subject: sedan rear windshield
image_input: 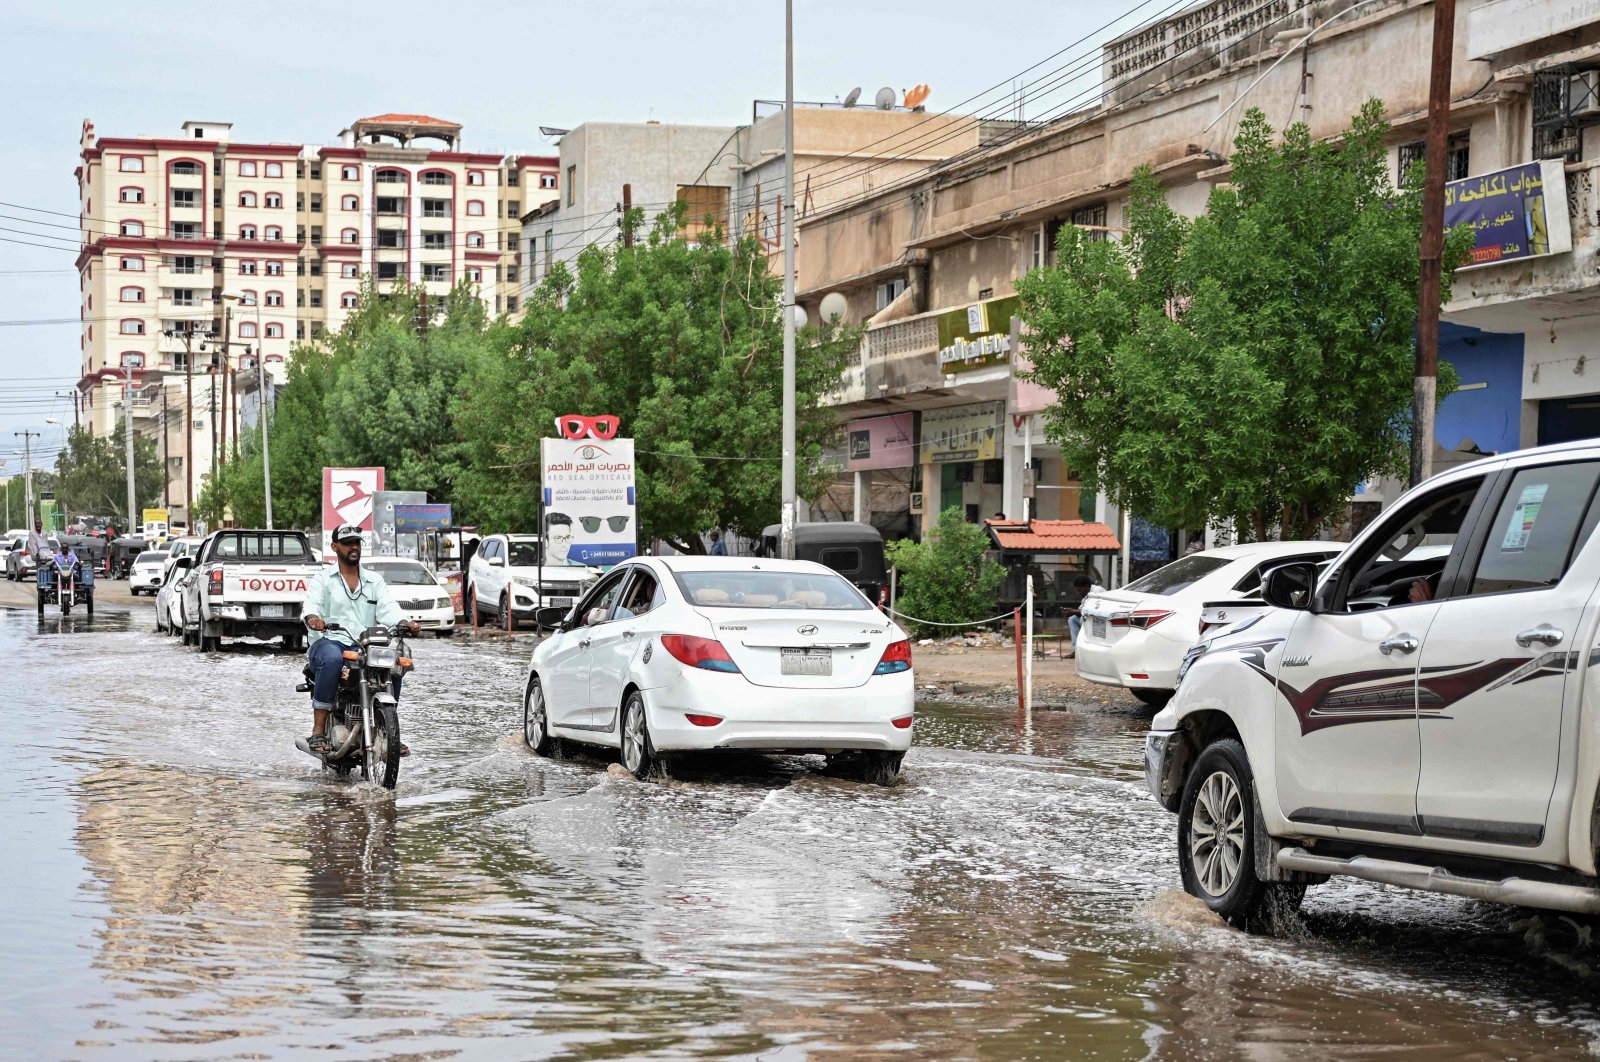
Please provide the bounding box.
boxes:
[135,551,164,563]
[674,570,870,609]
[1123,555,1230,596]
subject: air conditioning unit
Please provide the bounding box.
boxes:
[909,491,924,514]
[1572,70,1600,120]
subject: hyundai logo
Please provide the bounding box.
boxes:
[797,624,818,636]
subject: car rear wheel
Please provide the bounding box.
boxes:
[1177,738,1303,930]
[829,750,905,786]
[523,675,553,756]
[620,691,659,780]
[502,593,517,632]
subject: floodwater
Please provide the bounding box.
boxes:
[3,604,1599,1060]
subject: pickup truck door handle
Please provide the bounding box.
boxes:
[1516,624,1565,648]
[1378,635,1420,655]
[622,629,636,639]
[578,637,592,649]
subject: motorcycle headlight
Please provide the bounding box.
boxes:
[366,647,400,669]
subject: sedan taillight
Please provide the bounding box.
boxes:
[874,639,912,675]
[659,634,740,673]
[1110,609,1173,631]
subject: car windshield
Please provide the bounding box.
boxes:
[674,569,870,609]
[506,541,541,566]
[1123,555,1231,596]
[135,551,164,564]
[369,564,436,586]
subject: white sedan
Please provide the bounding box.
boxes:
[1075,541,1346,707]
[154,555,194,635]
[129,550,167,596]
[365,558,457,636]
[522,557,914,783]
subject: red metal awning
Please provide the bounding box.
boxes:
[984,518,1121,555]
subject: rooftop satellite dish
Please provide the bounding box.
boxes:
[904,84,931,109]
[874,87,896,111]
[843,86,862,108]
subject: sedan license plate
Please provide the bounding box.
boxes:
[781,647,832,676]
[259,604,286,618]
[1090,616,1107,639]
[549,596,574,607]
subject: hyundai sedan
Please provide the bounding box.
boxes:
[522,556,913,783]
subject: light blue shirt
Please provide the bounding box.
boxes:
[302,564,403,646]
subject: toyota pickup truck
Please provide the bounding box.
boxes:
[1146,441,1600,928]
[181,529,324,652]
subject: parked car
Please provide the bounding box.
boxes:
[467,533,599,630]
[128,550,167,596]
[163,536,205,573]
[154,555,193,635]
[5,533,59,581]
[758,521,890,607]
[365,558,456,637]
[522,557,914,783]
[1145,442,1600,927]
[0,529,25,572]
[1075,541,1347,707]
[181,529,323,652]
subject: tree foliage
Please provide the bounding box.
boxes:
[884,507,1005,636]
[52,423,163,523]
[1016,102,1473,540]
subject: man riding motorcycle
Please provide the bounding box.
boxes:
[301,524,419,756]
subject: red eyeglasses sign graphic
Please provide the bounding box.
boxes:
[556,414,620,440]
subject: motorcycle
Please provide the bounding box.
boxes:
[293,623,413,789]
[37,555,94,618]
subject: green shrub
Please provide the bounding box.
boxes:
[884,507,1006,637]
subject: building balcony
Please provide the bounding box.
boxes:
[158,295,215,315]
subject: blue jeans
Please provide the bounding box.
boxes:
[1069,614,1083,643]
[307,637,402,710]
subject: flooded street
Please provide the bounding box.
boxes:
[4,604,1600,1060]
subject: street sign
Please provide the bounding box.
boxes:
[541,415,637,567]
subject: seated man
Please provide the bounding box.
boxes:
[1066,572,1107,649]
[301,524,419,756]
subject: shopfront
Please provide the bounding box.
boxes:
[845,412,916,539]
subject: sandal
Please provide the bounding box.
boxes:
[399,743,410,757]
[307,733,333,756]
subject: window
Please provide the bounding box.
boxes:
[120,219,143,237]
[1339,478,1484,610]
[120,319,145,335]
[341,228,359,245]
[341,262,358,278]
[507,169,520,187]
[875,278,906,311]
[264,226,282,241]
[421,171,452,186]
[422,232,448,250]
[376,196,405,215]
[377,262,401,280]
[265,323,283,338]
[310,194,322,211]
[265,161,282,178]
[375,168,406,184]
[342,194,359,211]
[1399,134,1471,184]
[120,256,144,271]
[119,156,145,172]
[508,199,520,217]
[1467,464,1600,595]
[540,172,557,190]
[309,259,322,276]
[171,188,198,209]
[342,165,358,180]
[170,160,202,176]
[239,191,257,208]
[466,266,482,283]
[119,187,144,203]
[265,193,282,209]
[466,231,484,248]
[297,321,306,339]
[310,225,322,245]
[171,221,200,239]
[239,161,257,177]
[544,227,553,273]
[507,295,518,312]
[467,171,485,186]
[466,200,485,216]
[119,285,144,302]
[566,166,576,205]
[310,290,323,307]
[171,255,198,274]
[311,321,325,339]
[238,224,257,240]
[341,292,358,308]
[422,198,449,218]
[239,290,258,305]
[676,185,730,242]
[265,290,284,307]
[265,260,284,276]
[238,259,257,275]
[170,288,198,307]
[239,321,258,338]
[377,230,405,249]
[1071,201,1109,244]
[422,264,449,282]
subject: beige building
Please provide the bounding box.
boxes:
[75,114,557,523]
[794,0,1600,569]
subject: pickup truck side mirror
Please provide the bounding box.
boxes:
[173,556,193,570]
[1261,562,1319,611]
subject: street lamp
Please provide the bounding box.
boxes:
[221,289,273,529]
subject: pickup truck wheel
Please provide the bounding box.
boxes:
[1178,738,1303,931]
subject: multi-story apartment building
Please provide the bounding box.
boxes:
[75,114,556,523]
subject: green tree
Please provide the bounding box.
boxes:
[884,507,1005,636]
[1016,102,1473,540]
[52,423,162,524]
[453,204,855,552]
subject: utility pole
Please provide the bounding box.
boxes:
[161,385,170,510]
[779,0,798,560]
[13,430,38,525]
[622,184,633,248]
[116,368,136,528]
[218,302,232,461]
[1412,0,1457,488]
[184,331,195,524]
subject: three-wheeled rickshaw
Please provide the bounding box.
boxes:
[37,550,94,617]
[757,521,890,608]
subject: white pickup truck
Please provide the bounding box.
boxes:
[181,529,324,652]
[1147,441,1600,928]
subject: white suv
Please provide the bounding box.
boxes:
[467,533,599,630]
[1147,441,1600,926]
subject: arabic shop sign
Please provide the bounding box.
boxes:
[1445,161,1572,269]
[922,401,1004,463]
[937,295,1020,373]
[541,414,637,567]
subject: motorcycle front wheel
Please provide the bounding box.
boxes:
[364,701,402,790]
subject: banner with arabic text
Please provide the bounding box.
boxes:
[1445,161,1571,269]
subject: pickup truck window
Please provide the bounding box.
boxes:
[209,532,312,562]
[1468,462,1600,595]
[1342,477,1483,610]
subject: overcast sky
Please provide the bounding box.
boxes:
[0,0,1143,474]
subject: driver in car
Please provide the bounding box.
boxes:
[301,525,419,756]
